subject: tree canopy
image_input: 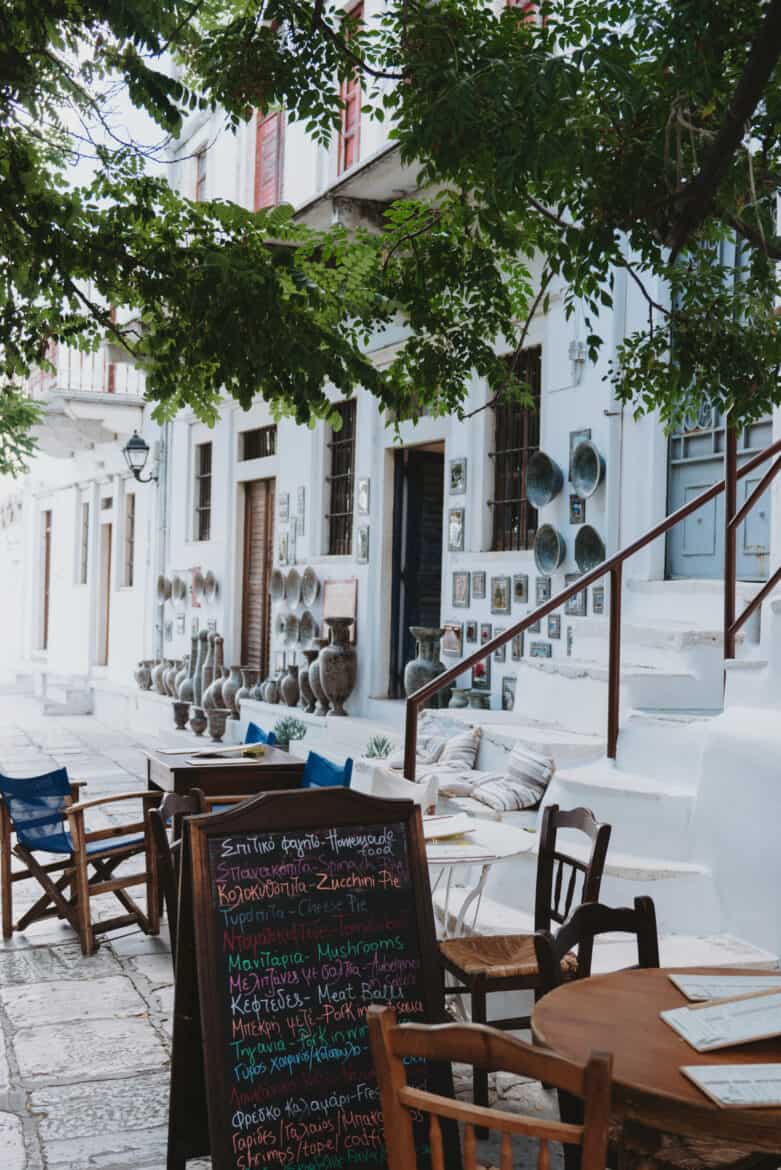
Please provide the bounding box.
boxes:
[2,0,781,472]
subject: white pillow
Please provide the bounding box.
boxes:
[387,734,445,771]
[506,743,555,800]
[440,727,481,769]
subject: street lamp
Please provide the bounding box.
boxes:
[122,431,158,484]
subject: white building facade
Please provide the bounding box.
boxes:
[3,0,781,961]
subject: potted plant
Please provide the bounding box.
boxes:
[272,715,307,752]
[364,734,393,760]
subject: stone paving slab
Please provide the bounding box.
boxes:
[2,975,148,1028]
[42,1124,169,1169]
[13,1016,168,1084]
[0,944,121,986]
[0,1111,26,1170]
[31,1070,170,1139]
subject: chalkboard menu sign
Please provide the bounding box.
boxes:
[167,788,454,1170]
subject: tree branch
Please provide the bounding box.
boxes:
[722,211,781,260]
[666,0,781,260]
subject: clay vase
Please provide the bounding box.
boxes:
[134,661,151,691]
[299,649,318,714]
[164,660,180,697]
[172,700,190,730]
[140,660,155,690]
[263,677,279,704]
[308,638,330,717]
[175,657,189,697]
[189,706,207,736]
[180,634,199,703]
[319,618,357,717]
[192,630,208,706]
[223,665,243,719]
[448,688,469,709]
[404,626,449,709]
[203,636,226,710]
[281,664,300,708]
[201,631,216,702]
[207,708,231,742]
[236,668,259,716]
[151,660,167,695]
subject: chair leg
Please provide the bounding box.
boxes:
[73,849,96,956]
[471,977,490,1138]
[0,800,13,939]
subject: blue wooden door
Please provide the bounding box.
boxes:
[667,407,772,581]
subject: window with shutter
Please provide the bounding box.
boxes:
[254,111,283,209]
[490,347,542,552]
[326,400,356,555]
[338,3,363,174]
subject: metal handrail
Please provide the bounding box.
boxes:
[403,436,781,780]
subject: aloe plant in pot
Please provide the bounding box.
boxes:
[273,715,307,752]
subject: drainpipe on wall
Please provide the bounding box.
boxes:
[155,420,171,660]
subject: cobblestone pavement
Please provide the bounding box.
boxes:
[0,696,558,1170]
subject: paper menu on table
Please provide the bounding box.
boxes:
[662,990,781,1052]
[681,1063,781,1108]
[670,974,781,1003]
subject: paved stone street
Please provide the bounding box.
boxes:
[0,696,557,1169]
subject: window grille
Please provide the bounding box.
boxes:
[490,347,541,552]
[124,494,135,587]
[326,400,356,555]
[194,442,212,542]
[240,426,277,461]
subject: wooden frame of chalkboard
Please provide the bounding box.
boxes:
[167,787,458,1170]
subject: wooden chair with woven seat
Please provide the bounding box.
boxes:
[368,1004,613,1170]
[0,767,160,955]
[535,898,775,1170]
[439,804,611,1115]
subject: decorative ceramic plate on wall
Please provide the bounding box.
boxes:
[284,612,300,645]
[171,575,187,605]
[299,609,318,644]
[301,566,320,607]
[286,568,302,609]
[270,568,285,602]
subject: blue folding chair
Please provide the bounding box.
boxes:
[0,768,160,955]
[244,722,276,746]
[301,752,353,789]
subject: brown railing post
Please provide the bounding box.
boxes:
[403,697,419,781]
[607,564,623,760]
[724,425,738,660]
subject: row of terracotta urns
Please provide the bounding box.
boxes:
[260,617,356,717]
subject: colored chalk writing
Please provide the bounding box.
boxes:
[206,819,435,1169]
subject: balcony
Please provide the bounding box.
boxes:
[294,142,420,231]
[28,355,145,459]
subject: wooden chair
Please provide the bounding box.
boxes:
[0,767,159,955]
[368,1005,612,1170]
[535,899,772,1170]
[533,896,660,992]
[147,789,206,963]
[439,804,611,1114]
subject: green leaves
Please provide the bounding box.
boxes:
[2,0,781,471]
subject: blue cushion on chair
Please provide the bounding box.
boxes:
[245,722,276,746]
[302,752,353,789]
[0,769,74,854]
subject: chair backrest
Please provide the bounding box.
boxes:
[245,721,276,747]
[302,751,353,789]
[0,769,73,854]
[149,790,206,963]
[534,804,611,933]
[368,1006,612,1170]
[534,896,660,993]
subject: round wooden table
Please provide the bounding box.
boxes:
[532,967,781,1154]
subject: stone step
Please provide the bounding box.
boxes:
[615,710,713,786]
[541,760,695,860]
[512,657,711,736]
[624,578,761,637]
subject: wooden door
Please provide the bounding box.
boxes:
[97,523,112,666]
[241,479,275,678]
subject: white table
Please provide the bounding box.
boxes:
[425,818,536,938]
